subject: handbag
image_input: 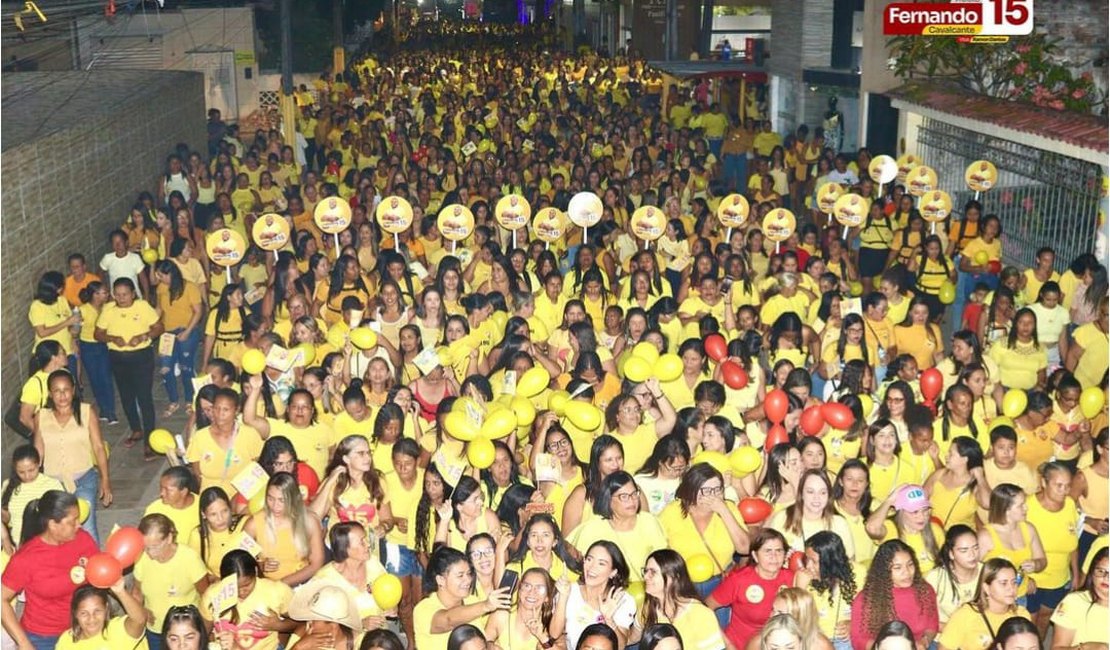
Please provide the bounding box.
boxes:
[4,376,42,441]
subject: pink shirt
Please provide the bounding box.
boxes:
[850,584,939,650]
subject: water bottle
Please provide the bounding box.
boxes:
[70,307,82,335]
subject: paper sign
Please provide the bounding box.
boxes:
[716,193,750,229]
[522,139,535,152]
[630,205,666,242]
[516,118,530,131]
[567,192,603,228]
[464,400,484,429]
[158,333,176,357]
[413,347,441,375]
[314,196,352,234]
[192,373,213,396]
[437,204,475,241]
[376,196,414,234]
[817,183,845,215]
[231,462,269,500]
[896,153,922,185]
[920,189,953,223]
[208,574,239,615]
[965,160,998,192]
[761,208,797,242]
[533,207,567,243]
[869,155,898,185]
[244,286,265,305]
[235,532,263,557]
[495,194,532,231]
[431,449,465,487]
[534,453,560,483]
[206,229,247,267]
[833,194,868,228]
[265,345,294,372]
[461,142,478,157]
[252,213,290,251]
[906,165,938,197]
[502,370,517,396]
[348,309,364,329]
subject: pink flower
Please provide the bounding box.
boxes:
[1049,99,1065,110]
[1014,62,1028,75]
[1022,196,1035,212]
[1072,88,1087,99]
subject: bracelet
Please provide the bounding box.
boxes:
[651,393,663,399]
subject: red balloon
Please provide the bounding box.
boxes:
[764,389,789,425]
[105,526,144,567]
[721,361,749,390]
[800,406,825,437]
[920,368,944,402]
[85,553,122,588]
[704,334,728,362]
[923,399,938,417]
[787,551,806,572]
[988,260,1002,275]
[738,498,773,524]
[764,423,789,451]
[821,402,855,431]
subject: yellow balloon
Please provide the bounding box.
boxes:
[938,281,956,305]
[626,581,646,609]
[511,396,536,427]
[528,318,549,343]
[467,437,496,469]
[632,341,660,365]
[564,401,602,431]
[517,366,551,398]
[548,390,571,416]
[350,327,378,350]
[687,554,715,582]
[974,251,989,265]
[482,408,518,439]
[623,357,652,383]
[77,498,90,524]
[149,429,176,454]
[990,416,1015,431]
[729,446,763,476]
[1081,386,1106,419]
[371,574,403,610]
[692,451,729,474]
[858,394,874,420]
[849,281,863,297]
[445,411,480,442]
[141,249,158,264]
[1002,389,1028,419]
[654,354,683,382]
[490,311,509,332]
[326,326,348,351]
[297,343,316,366]
[241,349,267,375]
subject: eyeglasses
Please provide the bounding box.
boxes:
[547,438,570,451]
[613,489,640,503]
[1093,568,1109,579]
[887,397,905,403]
[698,486,724,497]
[642,566,659,577]
[470,549,495,559]
[619,405,642,414]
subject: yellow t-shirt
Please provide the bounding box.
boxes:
[570,513,667,582]
[1026,496,1079,589]
[157,282,203,331]
[760,293,811,327]
[96,300,160,352]
[267,420,337,479]
[925,565,980,625]
[29,299,74,355]
[55,616,148,650]
[611,423,659,474]
[659,500,744,572]
[187,517,248,576]
[413,592,485,650]
[143,497,201,547]
[1051,591,1109,645]
[893,323,943,369]
[823,429,862,475]
[133,544,210,631]
[661,602,728,650]
[1072,322,1109,389]
[987,340,1047,390]
[881,520,945,573]
[385,469,424,547]
[767,511,856,561]
[937,605,1030,650]
[185,424,265,496]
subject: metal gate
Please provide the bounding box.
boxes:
[190,50,238,121]
[914,117,1101,272]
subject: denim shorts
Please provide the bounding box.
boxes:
[1026,581,1071,611]
[381,540,422,578]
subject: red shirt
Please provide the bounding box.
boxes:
[2,530,99,635]
[850,584,939,650]
[710,564,795,649]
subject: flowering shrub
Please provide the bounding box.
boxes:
[887,33,1105,115]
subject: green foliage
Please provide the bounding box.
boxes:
[887,33,1105,115]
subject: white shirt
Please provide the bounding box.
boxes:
[827,168,859,186]
[564,582,636,650]
[99,252,147,298]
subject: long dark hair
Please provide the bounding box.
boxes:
[584,435,624,503]
[414,464,453,556]
[640,549,699,628]
[2,445,43,510]
[833,459,873,517]
[805,530,857,606]
[934,524,978,612]
[197,487,242,567]
[215,283,248,331]
[154,259,186,303]
[507,513,582,574]
[21,489,78,543]
[68,586,110,641]
[479,439,522,507]
[860,539,932,639]
[34,271,65,305]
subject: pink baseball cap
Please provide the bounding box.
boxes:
[893,485,929,512]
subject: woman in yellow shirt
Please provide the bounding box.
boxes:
[988,309,1048,392]
[153,261,204,417]
[133,514,212,644]
[924,437,991,531]
[936,558,1031,650]
[189,486,247,575]
[243,472,326,587]
[56,581,148,650]
[202,550,295,650]
[1050,547,1109,649]
[413,546,509,650]
[309,434,393,541]
[1024,460,1080,636]
[640,549,729,650]
[203,284,249,367]
[977,484,1047,604]
[908,235,956,316]
[893,296,945,370]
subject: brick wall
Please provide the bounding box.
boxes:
[1,70,205,450]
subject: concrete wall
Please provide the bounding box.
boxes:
[1,70,206,448]
[767,0,833,77]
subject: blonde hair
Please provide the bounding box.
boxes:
[773,588,821,648]
[760,613,809,650]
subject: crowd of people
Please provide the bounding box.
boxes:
[2,19,1108,650]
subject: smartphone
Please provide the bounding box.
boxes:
[498,569,519,598]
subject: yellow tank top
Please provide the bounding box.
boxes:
[1079,466,1109,533]
[929,478,978,530]
[917,257,950,294]
[1026,496,1079,588]
[983,522,1034,597]
[770,347,808,369]
[447,508,492,551]
[251,511,308,581]
[501,610,539,650]
[544,469,584,529]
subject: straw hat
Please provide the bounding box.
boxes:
[288,582,364,632]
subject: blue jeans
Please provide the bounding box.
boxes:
[696,574,730,628]
[951,258,1000,332]
[722,154,748,194]
[73,468,100,545]
[25,632,59,649]
[79,340,116,420]
[708,138,723,159]
[160,327,201,404]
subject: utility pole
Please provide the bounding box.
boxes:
[332,0,345,76]
[280,0,297,147]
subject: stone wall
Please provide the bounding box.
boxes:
[1,70,205,449]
